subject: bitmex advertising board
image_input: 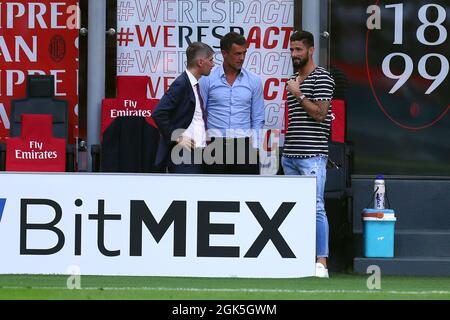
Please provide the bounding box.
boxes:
[0,173,316,278]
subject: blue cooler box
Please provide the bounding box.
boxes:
[362,208,397,258]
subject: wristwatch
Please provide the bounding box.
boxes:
[298,94,306,103]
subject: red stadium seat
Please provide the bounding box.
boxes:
[92,75,162,172]
[5,114,66,172]
[9,75,69,140]
[331,99,346,143]
[0,75,74,171]
[100,76,159,140]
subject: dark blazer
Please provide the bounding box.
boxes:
[101,116,162,173]
[152,72,196,160]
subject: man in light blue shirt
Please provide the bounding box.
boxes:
[200,32,265,174]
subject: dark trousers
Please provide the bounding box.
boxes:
[168,147,204,174]
[204,137,259,174]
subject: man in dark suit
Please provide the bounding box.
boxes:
[152,42,215,173]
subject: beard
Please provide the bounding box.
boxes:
[292,56,308,70]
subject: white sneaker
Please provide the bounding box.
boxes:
[315,262,329,278]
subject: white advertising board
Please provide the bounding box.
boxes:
[0,172,315,278]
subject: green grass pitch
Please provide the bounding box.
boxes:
[0,273,449,300]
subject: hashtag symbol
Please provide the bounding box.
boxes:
[117,27,134,46]
[117,1,135,22]
[117,53,135,73]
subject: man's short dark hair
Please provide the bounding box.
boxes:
[220,32,247,52]
[186,42,214,68]
[290,30,314,48]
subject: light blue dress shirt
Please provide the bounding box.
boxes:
[199,66,265,147]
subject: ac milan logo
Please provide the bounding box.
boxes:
[49,35,66,63]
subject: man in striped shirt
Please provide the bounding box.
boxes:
[282,30,335,278]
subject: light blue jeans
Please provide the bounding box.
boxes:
[281,155,329,258]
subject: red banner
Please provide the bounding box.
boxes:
[0,0,79,143]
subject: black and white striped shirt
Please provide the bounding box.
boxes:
[283,66,335,158]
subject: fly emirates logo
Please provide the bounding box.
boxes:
[15,141,59,159]
[110,100,152,118]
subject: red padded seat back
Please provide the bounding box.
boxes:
[100,76,159,140]
[117,75,149,99]
[6,114,66,172]
[331,99,346,143]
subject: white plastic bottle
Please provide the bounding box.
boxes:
[374,175,385,209]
